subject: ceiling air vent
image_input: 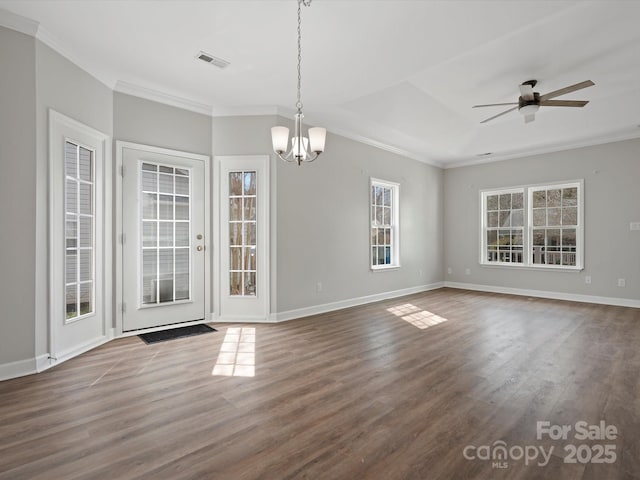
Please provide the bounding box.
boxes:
[196,51,230,69]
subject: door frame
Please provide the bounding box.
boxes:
[115,141,211,336]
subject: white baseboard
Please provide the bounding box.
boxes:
[47,334,112,368]
[444,281,640,308]
[0,356,38,382]
[120,319,212,337]
[214,314,274,324]
[273,282,445,323]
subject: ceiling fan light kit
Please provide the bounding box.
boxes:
[474,79,595,124]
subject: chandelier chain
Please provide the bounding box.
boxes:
[296,0,303,111]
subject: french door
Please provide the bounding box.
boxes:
[121,144,207,332]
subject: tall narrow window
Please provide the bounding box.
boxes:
[483,189,524,264]
[370,178,400,269]
[65,141,94,320]
[530,184,579,267]
[140,162,191,305]
[229,171,257,296]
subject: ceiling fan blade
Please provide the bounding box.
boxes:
[539,80,595,101]
[480,106,518,124]
[524,114,535,124]
[473,102,519,108]
[519,84,535,101]
[539,100,589,107]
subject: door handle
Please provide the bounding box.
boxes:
[196,245,205,252]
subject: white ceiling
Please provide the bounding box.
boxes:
[1,0,640,167]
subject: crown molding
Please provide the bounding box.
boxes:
[211,106,278,117]
[444,127,640,169]
[114,80,213,116]
[0,7,39,36]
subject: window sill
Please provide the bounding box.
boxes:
[479,262,583,272]
[371,265,401,272]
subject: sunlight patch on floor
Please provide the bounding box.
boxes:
[387,303,448,330]
[212,327,255,377]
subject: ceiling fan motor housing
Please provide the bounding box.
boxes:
[519,92,540,109]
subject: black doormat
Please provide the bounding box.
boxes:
[139,324,217,344]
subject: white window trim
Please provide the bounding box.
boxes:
[370,177,400,271]
[479,179,584,271]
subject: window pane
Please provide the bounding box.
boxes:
[488,211,499,228]
[383,188,391,206]
[66,284,77,319]
[486,195,498,211]
[245,222,256,245]
[499,194,511,210]
[143,221,157,247]
[499,230,511,246]
[66,250,77,284]
[547,189,561,207]
[375,186,382,205]
[562,229,576,248]
[159,173,173,194]
[66,180,77,213]
[175,175,189,195]
[142,163,157,172]
[385,228,391,245]
[512,231,523,246]
[532,190,546,208]
[142,170,156,191]
[79,250,92,282]
[175,274,189,301]
[383,207,391,225]
[159,222,173,247]
[175,196,189,220]
[230,223,242,246]
[371,228,377,246]
[79,282,92,315]
[66,216,77,249]
[65,142,77,178]
[511,209,524,227]
[244,197,256,221]
[487,230,497,246]
[547,208,561,226]
[230,247,242,271]
[244,247,256,271]
[562,207,577,226]
[562,187,577,206]
[499,211,510,227]
[142,193,157,220]
[79,183,92,215]
[230,272,242,295]
[230,198,242,221]
[512,192,523,209]
[377,247,385,265]
[533,229,545,246]
[533,208,546,226]
[142,250,157,304]
[244,172,256,195]
[175,222,189,247]
[159,195,173,220]
[230,172,243,196]
[245,272,256,296]
[547,229,561,249]
[159,166,173,174]
[79,147,92,182]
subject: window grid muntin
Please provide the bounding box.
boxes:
[64,141,95,321]
[529,185,579,267]
[484,189,525,264]
[140,162,192,305]
[480,182,582,269]
[229,171,257,296]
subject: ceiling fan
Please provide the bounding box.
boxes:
[473,79,595,124]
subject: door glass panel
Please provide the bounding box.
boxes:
[64,141,94,321]
[140,162,191,305]
[229,170,257,296]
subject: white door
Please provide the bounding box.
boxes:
[121,144,207,332]
[219,156,269,321]
[49,110,110,361]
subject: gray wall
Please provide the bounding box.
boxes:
[0,27,37,366]
[114,93,212,156]
[273,117,443,313]
[444,139,640,301]
[34,41,114,358]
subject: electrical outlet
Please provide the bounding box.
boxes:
[447,267,452,275]
[585,276,591,284]
[316,281,323,293]
[465,268,471,275]
[618,278,626,288]
[630,222,640,231]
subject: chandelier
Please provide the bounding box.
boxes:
[271,0,326,166]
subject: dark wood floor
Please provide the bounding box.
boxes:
[1,288,639,480]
